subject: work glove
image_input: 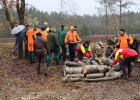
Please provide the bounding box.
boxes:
[110,64,112,67]
[89,57,93,61]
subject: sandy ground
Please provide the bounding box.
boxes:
[0,42,140,100]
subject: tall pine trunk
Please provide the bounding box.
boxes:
[16,0,25,59]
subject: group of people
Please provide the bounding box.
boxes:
[110,29,138,79]
[13,22,138,78]
[13,22,94,76]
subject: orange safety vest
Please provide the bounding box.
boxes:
[26,28,34,51]
[65,30,81,43]
[33,28,41,39]
[40,30,48,40]
[118,33,133,49]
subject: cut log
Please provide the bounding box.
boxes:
[92,42,103,56]
[106,71,122,77]
[65,67,82,74]
[65,61,77,67]
[91,60,103,72]
[101,57,113,66]
[77,61,87,67]
[62,77,82,82]
[86,73,104,79]
[84,76,120,82]
[82,65,99,74]
[66,74,84,78]
[111,64,121,71]
[100,65,109,72]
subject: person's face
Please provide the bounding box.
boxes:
[71,29,74,32]
[120,31,124,36]
[44,24,48,27]
[85,44,89,48]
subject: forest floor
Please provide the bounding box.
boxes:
[0,42,140,100]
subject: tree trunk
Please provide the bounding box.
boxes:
[64,67,82,74]
[86,73,104,79]
[66,74,84,78]
[77,61,86,67]
[62,77,82,82]
[2,0,14,28]
[65,61,78,67]
[106,71,122,77]
[82,65,99,74]
[84,76,120,82]
[16,0,25,59]
[111,64,121,71]
[101,57,113,66]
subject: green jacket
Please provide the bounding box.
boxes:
[47,32,60,51]
[58,29,66,46]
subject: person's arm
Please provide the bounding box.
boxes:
[75,33,81,41]
[111,52,121,65]
[54,34,60,49]
[65,33,68,44]
[128,35,133,44]
[81,45,90,58]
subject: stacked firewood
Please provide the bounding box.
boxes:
[62,58,122,82]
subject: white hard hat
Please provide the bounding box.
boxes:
[44,22,48,25]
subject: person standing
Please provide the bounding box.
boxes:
[34,32,49,76]
[117,29,133,49]
[21,25,30,58]
[65,26,81,61]
[26,25,35,63]
[40,27,48,40]
[58,25,67,61]
[46,28,60,65]
[33,25,41,39]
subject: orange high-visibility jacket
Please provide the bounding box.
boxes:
[26,28,34,52]
[118,33,133,49]
[40,30,48,40]
[65,31,81,43]
[33,28,41,39]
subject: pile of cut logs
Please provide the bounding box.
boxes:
[62,58,122,82]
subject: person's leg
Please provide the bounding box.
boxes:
[119,56,137,76]
[13,42,19,54]
[37,54,41,74]
[62,45,67,61]
[77,51,83,61]
[25,43,28,58]
[68,44,76,61]
[46,51,52,66]
[54,50,60,65]
[127,63,132,76]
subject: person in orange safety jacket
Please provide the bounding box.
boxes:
[117,29,133,49]
[26,26,35,63]
[65,26,81,61]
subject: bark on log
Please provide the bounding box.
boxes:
[86,73,104,79]
[106,71,122,77]
[65,67,82,74]
[101,57,113,66]
[92,42,103,56]
[65,61,77,67]
[66,74,84,78]
[111,64,121,71]
[62,77,82,82]
[91,60,103,72]
[82,65,99,74]
[100,65,109,72]
[77,61,87,67]
[84,76,120,82]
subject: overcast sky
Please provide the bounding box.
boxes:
[26,0,140,15]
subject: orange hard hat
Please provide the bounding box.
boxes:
[70,26,74,30]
